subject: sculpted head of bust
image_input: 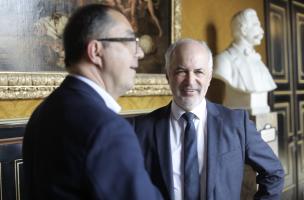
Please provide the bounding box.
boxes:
[213,8,277,114]
[231,8,264,46]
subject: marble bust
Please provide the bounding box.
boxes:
[213,8,277,115]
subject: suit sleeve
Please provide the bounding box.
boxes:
[243,111,285,200]
[85,117,163,200]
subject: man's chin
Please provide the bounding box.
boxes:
[121,82,134,95]
[178,99,200,111]
[180,90,199,97]
[253,40,262,45]
[126,84,134,92]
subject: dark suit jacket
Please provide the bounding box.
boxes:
[130,101,284,200]
[22,76,162,200]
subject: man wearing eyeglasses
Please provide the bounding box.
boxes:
[22,4,163,200]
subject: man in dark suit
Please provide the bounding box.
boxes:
[22,4,163,200]
[130,39,284,200]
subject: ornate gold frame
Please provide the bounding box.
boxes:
[0,0,181,100]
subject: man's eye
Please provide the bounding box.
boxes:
[195,70,205,75]
[175,70,186,75]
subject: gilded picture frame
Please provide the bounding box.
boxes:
[0,0,181,100]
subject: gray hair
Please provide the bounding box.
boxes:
[164,38,213,73]
[231,8,257,39]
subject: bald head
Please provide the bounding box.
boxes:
[165,39,213,74]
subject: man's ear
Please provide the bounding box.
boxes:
[87,40,103,67]
[208,70,213,83]
[166,73,169,82]
[240,24,248,36]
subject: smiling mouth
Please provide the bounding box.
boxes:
[182,88,199,94]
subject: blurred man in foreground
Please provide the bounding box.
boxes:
[23,4,163,200]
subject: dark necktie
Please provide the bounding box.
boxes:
[182,112,200,200]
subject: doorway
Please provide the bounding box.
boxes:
[265,0,304,199]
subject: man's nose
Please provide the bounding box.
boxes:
[136,46,144,59]
[185,72,196,84]
[259,26,264,35]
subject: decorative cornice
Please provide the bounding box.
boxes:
[126,74,171,96]
[172,0,182,42]
[0,72,65,99]
[0,72,171,99]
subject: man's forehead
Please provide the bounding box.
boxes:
[176,43,207,56]
[172,45,208,64]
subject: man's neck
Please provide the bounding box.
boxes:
[67,62,118,99]
[233,39,254,52]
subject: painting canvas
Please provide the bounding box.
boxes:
[0,0,171,73]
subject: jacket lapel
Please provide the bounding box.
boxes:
[206,101,222,199]
[155,103,175,200]
[154,101,223,199]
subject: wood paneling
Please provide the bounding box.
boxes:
[266,0,304,198]
[0,96,172,120]
[118,96,172,114]
[0,100,41,120]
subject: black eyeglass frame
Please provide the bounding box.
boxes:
[96,37,139,54]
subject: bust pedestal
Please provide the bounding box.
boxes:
[223,85,270,115]
[241,112,278,199]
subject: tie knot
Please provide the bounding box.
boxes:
[182,112,195,123]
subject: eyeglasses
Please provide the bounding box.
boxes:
[97,37,140,55]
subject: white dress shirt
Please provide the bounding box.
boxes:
[170,99,208,200]
[70,74,121,113]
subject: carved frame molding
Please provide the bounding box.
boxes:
[0,0,181,100]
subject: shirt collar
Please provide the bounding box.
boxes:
[70,74,121,113]
[171,99,207,121]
